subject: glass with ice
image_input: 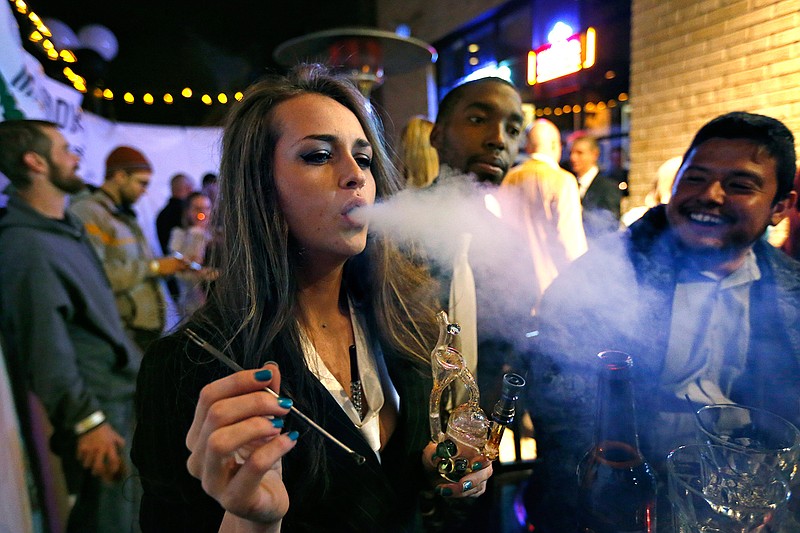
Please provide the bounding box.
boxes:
[694,404,800,482]
[667,444,791,532]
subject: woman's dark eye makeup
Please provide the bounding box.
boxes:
[354,154,372,169]
[300,148,372,169]
[300,150,332,164]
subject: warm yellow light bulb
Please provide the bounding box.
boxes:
[182,87,192,98]
[46,49,58,60]
[74,82,86,93]
[583,27,596,69]
[217,93,228,104]
[619,93,628,101]
[124,92,134,104]
[60,49,76,62]
[93,87,103,98]
[234,92,243,101]
[29,31,42,42]
[42,39,54,50]
[572,104,581,113]
[38,24,51,37]
[28,12,40,24]
[164,93,174,104]
[103,88,114,100]
[143,93,154,105]
[201,94,212,105]
[15,1,28,14]
[468,43,479,53]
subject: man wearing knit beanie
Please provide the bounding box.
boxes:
[71,145,189,352]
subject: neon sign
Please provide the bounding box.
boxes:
[527,25,596,85]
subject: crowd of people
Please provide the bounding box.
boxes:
[0,62,799,533]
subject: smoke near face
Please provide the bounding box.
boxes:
[353,176,515,269]
[351,175,538,345]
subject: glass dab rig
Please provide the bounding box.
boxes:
[428,310,525,481]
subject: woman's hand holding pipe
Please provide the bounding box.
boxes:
[421,441,494,499]
[185,363,298,531]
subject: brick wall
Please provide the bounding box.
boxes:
[628,0,800,208]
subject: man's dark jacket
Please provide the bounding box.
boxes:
[523,205,800,531]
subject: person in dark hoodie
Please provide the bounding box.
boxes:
[0,119,142,533]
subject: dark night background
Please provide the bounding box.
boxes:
[15,0,377,125]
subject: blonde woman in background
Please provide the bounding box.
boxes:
[399,116,438,188]
[620,155,681,226]
[168,191,218,319]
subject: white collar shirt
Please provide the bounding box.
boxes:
[301,299,399,462]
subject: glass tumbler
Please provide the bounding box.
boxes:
[667,444,791,533]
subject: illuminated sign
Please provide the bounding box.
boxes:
[527,25,596,85]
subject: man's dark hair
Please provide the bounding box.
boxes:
[685,111,797,201]
[435,77,517,126]
[0,119,57,188]
[569,131,599,151]
[170,173,189,186]
[201,173,217,187]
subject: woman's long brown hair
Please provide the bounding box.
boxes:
[191,64,440,487]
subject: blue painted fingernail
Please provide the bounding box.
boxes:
[277,397,293,409]
[287,430,299,441]
[472,461,483,471]
[437,487,453,497]
[254,369,272,381]
[462,480,473,491]
[271,418,284,429]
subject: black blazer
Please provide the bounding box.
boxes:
[581,171,623,241]
[131,326,433,532]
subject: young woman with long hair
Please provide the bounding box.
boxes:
[131,64,493,532]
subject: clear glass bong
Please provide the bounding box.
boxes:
[428,310,525,481]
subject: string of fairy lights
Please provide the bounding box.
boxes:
[12,0,628,114]
[534,92,629,118]
[9,0,245,106]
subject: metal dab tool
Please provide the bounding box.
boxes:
[184,328,366,465]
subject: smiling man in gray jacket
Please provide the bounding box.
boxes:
[0,120,141,533]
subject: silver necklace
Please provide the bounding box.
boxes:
[349,344,365,420]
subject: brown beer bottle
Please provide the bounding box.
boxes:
[576,351,657,533]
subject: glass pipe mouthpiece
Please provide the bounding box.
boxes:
[492,372,525,425]
[429,310,482,442]
[483,372,526,461]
